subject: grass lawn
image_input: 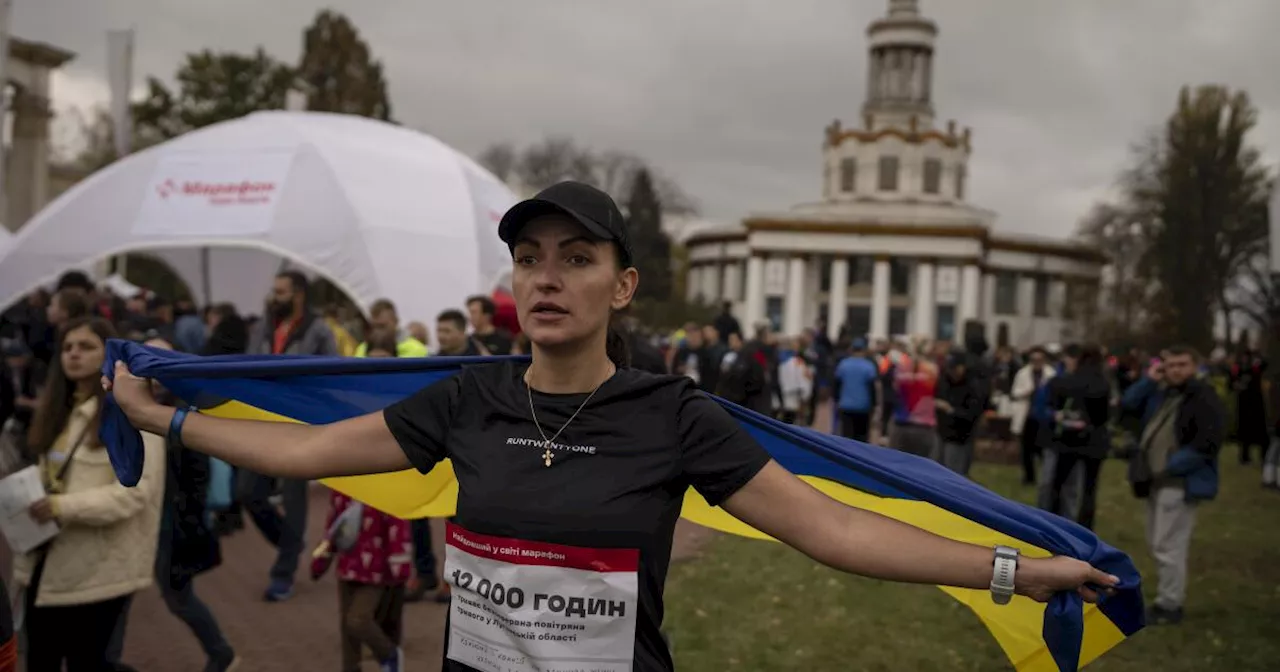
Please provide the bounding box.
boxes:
[663,455,1279,671]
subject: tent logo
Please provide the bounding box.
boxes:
[152,178,277,206]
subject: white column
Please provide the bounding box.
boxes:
[685,264,700,302]
[982,272,996,322]
[743,255,766,331]
[869,257,891,340]
[914,260,935,338]
[827,258,849,340]
[783,256,807,336]
[703,262,722,303]
[722,262,742,302]
[958,263,982,329]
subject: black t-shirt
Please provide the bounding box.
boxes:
[474,329,514,356]
[384,361,770,672]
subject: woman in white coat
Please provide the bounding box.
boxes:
[1009,347,1055,485]
[18,317,165,671]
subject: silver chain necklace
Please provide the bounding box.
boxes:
[525,365,613,467]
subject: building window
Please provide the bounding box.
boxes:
[889,259,910,295]
[955,164,967,199]
[1033,276,1050,317]
[878,156,899,191]
[935,305,956,342]
[765,297,784,332]
[847,306,871,339]
[996,323,1010,348]
[819,257,832,292]
[923,158,942,194]
[851,257,873,286]
[889,307,908,336]
[839,158,857,193]
[995,272,1018,315]
[739,261,748,299]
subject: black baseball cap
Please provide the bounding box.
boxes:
[498,181,634,266]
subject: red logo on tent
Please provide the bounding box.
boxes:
[156,179,177,199]
[153,179,277,205]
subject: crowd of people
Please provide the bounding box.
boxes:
[659,307,1264,628]
[0,263,1267,668]
[0,268,563,671]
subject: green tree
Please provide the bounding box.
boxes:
[132,48,296,144]
[626,168,673,302]
[1127,86,1271,352]
[297,10,393,121]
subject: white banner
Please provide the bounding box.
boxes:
[133,150,296,237]
[444,522,638,672]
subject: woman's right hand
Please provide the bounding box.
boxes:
[102,361,167,433]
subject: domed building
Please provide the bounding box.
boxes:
[683,0,1104,349]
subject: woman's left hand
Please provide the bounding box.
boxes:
[29,498,57,525]
[1015,556,1119,603]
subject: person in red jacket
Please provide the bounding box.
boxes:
[313,490,412,672]
[310,329,412,672]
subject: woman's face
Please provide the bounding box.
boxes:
[61,325,105,383]
[510,216,637,350]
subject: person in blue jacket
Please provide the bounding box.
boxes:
[1121,345,1224,625]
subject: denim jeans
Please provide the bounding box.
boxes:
[237,470,309,583]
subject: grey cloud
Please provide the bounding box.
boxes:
[16,0,1280,237]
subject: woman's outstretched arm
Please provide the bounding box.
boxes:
[106,361,411,480]
[721,460,1117,602]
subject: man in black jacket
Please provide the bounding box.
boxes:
[934,351,986,476]
[1130,345,1224,625]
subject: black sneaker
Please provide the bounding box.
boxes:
[1146,605,1184,625]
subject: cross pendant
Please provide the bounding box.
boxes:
[542,448,554,467]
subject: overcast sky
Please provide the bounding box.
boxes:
[18,0,1280,238]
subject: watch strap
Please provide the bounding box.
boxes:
[991,545,1018,605]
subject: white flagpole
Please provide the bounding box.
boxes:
[106,28,135,277]
[0,0,13,228]
[106,28,134,163]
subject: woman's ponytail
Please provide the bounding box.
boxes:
[605,316,632,369]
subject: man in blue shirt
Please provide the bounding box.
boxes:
[832,338,881,442]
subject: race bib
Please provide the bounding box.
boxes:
[444,522,639,672]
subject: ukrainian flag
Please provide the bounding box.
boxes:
[100,341,1142,672]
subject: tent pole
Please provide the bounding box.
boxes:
[200,246,211,305]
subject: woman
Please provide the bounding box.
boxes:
[107,182,1117,671]
[1045,343,1112,530]
[19,318,165,671]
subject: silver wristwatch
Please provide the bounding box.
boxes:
[990,545,1019,605]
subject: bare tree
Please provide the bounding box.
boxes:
[477,142,518,183]
[478,137,700,216]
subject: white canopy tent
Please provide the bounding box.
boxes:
[0,110,516,324]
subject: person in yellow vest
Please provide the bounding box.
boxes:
[353,299,428,358]
[322,305,359,357]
